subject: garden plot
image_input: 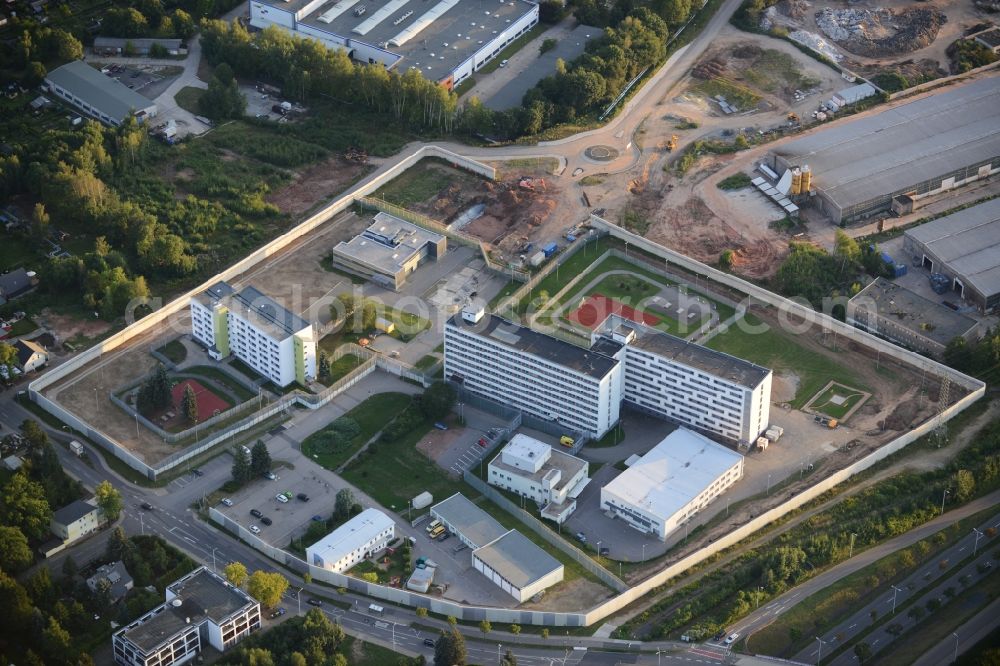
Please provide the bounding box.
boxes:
[803,380,872,422]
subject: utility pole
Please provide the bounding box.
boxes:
[973,528,984,556]
[941,488,950,515]
[891,585,903,614]
[849,532,857,559]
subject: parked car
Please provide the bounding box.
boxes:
[296,493,310,502]
[311,515,324,522]
[599,547,610,556]
[575,532,586,543]
[261,516,273,526]
[251,509,263,518]
[265,471,277,480]
[191,468,204,477]
[433,422,448,431]
[306,598,323,607]
[221,498,233,507]
[423,638,435,647]
[276,493,289,503]
[249,525,261,534]
[436,532,451,542]
[499,59,508,68]
[713,630,726,642]
[477,438,487,447]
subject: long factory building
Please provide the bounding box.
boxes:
[248,0,538,89]
[767,76,1000,225]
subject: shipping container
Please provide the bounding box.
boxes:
[542,242,558,257]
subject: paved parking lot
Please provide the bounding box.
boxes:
[217,463,340,546]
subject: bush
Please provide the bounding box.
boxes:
[540,38,558,54]
[872,72,909,93]
[717,173,752,190]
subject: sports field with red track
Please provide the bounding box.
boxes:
[170,378,231,424]
[567,294,661,329]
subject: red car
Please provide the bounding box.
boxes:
[477,438,487,447]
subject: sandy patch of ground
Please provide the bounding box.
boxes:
[38,310,113,348]
[267,156,372,217]
[772,372,800,404]
[417,428,464,464]
[520,577,615,612]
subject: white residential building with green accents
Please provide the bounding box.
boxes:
[190,281,316,387]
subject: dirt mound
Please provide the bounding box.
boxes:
[882,398,919,431]
[816,7,946,58]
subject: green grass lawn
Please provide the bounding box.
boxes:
[7,318,38,337]
[173,86,204,114]
[302,392,412,471]
[707,313,865,408]
[320,353,364,386]
[182,365,256,402]
[157,339,188,364]
[384,306,432,340]
[692,77,761,110]
[414,354,439,371]
[341,416,453,511]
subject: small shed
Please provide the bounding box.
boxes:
[375,317,395,334]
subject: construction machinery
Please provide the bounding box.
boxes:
[787,112,799,124]
[518,177,546,192]
[666,134,678,151]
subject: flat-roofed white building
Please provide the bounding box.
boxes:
[112,567,260,666]
[190,281,317,387]
[331,212,447,290]
[471,530,563,603]
[601,428,744,541]
[599,316,772,446]
[487,434,589,524]
[306,508,395,573]
[444,308,623,438]
[247,0,538,90]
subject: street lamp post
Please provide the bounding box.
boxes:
[953,632,959,663]
[297,587,303,615]
[211,547,217,573]
[766,473,772,496]
[497,643,501,665]
[891,585,903,614]
[815,637,827,664]
[642,544,646,562]
[756,586,763,609]
[849,533,858,559]
[973,528,984,556]
[941,488,950,515]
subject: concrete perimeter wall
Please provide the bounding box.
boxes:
[27,147,494,479]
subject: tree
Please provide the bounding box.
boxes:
[421,381,457,420]
[1,472,52,539]
[955,469,976,501]
[138,364,172,413]
[31,202,50,240]
[62,554,79,581]
[251,440,272,478]
[199,68,247,121]
[541,628,549,639]
[434,629,466,666]
[231,446,251,486]
[20,419,48,454]
[224,561,249,588]
[500,649,518,666]
[244,648,275,666]
[719,249,734,270]
[105,7,149,37]
[415,607,428,618]
[107,526,136,564]
[854,642,872,663]
[335,488,356,520]
[303,572,312,585]
[510,624,521,636]
[0,526,32,571]
[447,615,457,627]
[247,570,288,608]
[42,615,73,663]
[479,619,492,637]
[23,60,48,88]
[0,342,18,380]
[181,385,198,423]
[95,479,123,524]
[318,350,330,381]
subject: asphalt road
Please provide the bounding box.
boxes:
[729,489,1000,643]
[802,516,1000,665]
[912,596,1000,666]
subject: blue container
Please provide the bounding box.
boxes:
[543,242,558,257]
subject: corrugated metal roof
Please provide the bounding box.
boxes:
[44,60,156,123]
[773,77,1000,210]
[905,198,1000,298]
